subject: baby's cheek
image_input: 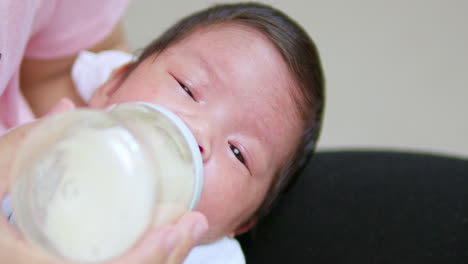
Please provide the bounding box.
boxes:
[191,176,231,234]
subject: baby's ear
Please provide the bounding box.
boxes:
[88,63,132,107]
[233,218,258,237]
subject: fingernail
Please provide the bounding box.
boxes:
[192,217,208,242]
[46,98,76,115]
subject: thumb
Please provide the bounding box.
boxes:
[111,212,208,264]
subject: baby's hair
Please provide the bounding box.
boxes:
[126,2,325,220]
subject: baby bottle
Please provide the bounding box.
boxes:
[6,102,203,263]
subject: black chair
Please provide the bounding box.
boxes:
[239,150,468,263]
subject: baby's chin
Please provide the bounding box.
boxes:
[86,97,106,109]
[194,216,239,245]
[197,229,231,245]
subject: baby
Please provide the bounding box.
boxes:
[89,1,323,242]
[5,2,325,263]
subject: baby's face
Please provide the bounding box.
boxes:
[89,24,302,243]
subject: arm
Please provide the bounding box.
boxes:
[20,23,128,118]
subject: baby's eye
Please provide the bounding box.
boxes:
[229,144,245,164]
[178,81,195,99]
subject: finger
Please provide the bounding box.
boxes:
[111,212,207,264]
[0,97,75,172]
[0,121,37,196]
[0,97,76,195]
[0,208,21,239]
[111,226,178,264]
[166,212,208,264]
[44,97,76,116]
[0,97,75,148]
[0,216,63,264]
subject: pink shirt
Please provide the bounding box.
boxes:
[0,0,130,134]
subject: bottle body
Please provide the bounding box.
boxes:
[8,102,203,263]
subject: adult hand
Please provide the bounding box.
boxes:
[0,98,75,195]
[109,212,208,264]
[0,211,208,264]
[0,98,208,264]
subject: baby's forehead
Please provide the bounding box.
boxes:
[176,24,301,120]
[172,24,293,84]
[154,23,304,155]
[169,23,276,56]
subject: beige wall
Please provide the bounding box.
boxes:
[123,0,468,157]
